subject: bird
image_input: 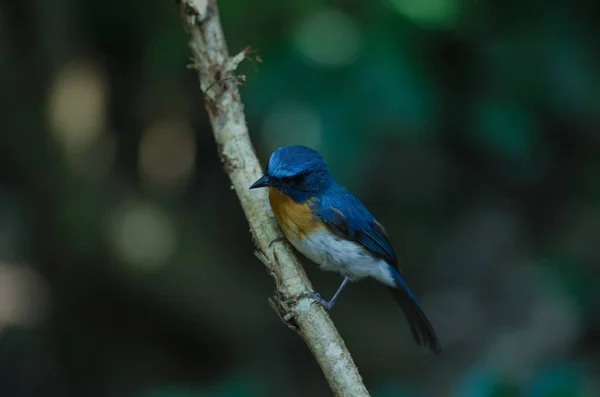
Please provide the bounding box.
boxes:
[249,145,441,354]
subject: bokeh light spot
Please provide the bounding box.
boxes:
[139,117,196,193]
[110,202,176,270]
[261,100,322,153]
[0,263,49,328]
[293,9,363,68]
[47,59,108,160]
[388,0,459,29]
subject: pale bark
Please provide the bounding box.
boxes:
[174,1,370,395]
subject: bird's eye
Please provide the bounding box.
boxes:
[283,173,305,185]
[293,173,307,182]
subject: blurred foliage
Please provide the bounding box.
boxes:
[1,0,600,396]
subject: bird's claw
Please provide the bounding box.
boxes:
[301,292,333,310]
[269,236,286,249]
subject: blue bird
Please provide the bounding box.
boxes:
[250,145,441,354]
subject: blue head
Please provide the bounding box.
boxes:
[249,145,332,202]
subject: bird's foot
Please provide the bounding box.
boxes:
[301,292,334,310]
[269,236,286,249]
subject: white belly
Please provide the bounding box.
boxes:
[287,229,396,287]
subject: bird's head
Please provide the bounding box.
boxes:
[249,145,332,202]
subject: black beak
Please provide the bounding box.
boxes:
[249,174,272,189]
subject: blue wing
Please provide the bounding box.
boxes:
[315,185,398,267]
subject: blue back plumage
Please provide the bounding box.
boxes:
[314,184,398,267]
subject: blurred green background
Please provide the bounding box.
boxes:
[1,0,600,396]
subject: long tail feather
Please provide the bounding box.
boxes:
[388,267,441,354]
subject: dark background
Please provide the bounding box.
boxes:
[1,0,600,396]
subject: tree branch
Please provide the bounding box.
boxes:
[174,0,370,395]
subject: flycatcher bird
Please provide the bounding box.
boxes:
[249,145,441,354]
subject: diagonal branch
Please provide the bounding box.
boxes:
[174,0,370,395]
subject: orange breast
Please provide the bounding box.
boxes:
[269,187,320,240]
